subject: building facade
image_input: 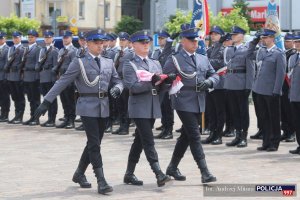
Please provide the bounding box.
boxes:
[0,0,121,36]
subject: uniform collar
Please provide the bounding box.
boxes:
[64,43,73,50]
[183,48,196,57]
[267,45,276,52]
[28,42,36,49]
[137,54,149,61]
[234,43,243,50]
[14,43,21,48]
[88,52,101,59]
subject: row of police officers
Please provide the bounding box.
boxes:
[0,23,299,195]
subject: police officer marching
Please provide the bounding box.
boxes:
[22,29,41,126]
[4,31,26,124]
[248,28,286,152]
[163,24,219,183]
[36,30,59,127]
[224,26,254,148]
[287,32,300,155]
[34,29,123,194]
[52,30,78,129]
[122,30,171,187]
[0,31,10,122]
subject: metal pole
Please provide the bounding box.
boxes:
[103,0,106,30]
[289,0,292,32]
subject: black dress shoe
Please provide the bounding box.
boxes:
[0,113,9,122]
[289,147,300,154]
[112,127,121,134]
[75,124,84,131]
[40,120,50,127]
[280,132,289,141]
[65,120,75,129]
[237,140,247,148]
[72,171,92,188]
[257,146,268,151]
[161,130,173,139]
[285,134,296,142]
[56,121,68,128]
[203,129,211,135]
[124,174,143,185]
[224,130,235,137]
[155,125,164,131]
[201,132,216,144]
[175,127,182,133]
[118,129,129,135]
[44,122,55,127]
[129,122,135,127]
[250,130,263,140]
[211,138,222,145]
[59,117,66,121]
[23,117,34,125]
[29,120,39,126]
[154,129,166,139]
[166,167,186,181]
[266,147,278,152]
[161,133,173,139]
[12,117,23,124]
[74,118,82,123]
[104,126,112,133]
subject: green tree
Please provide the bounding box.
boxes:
[114,16,143,35]
[232,0,253,29]
[210,8,250,33]
[0,15,40,38]
[164,10,192,34]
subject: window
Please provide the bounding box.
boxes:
[177,0,188,10]
[104,2,110,20]
[48,2,54,17]
[79,0,85,19]
[47,2,62,17]
[14,3,20,17]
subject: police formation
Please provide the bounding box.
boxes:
[0,23,299,195]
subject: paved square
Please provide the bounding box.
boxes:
[0,103,299,200]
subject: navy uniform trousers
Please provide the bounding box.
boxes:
[40,82,58,121]
[128,118,159,164]
[171,111,205,161]
[0,80,10,114]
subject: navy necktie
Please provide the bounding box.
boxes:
[190,55,196,65]
[143,58,148,66]
[94,57,100,69]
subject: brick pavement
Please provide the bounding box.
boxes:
[0,102,299,200]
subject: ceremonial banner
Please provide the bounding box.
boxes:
[265,0,284,50]
[190,0,210,55]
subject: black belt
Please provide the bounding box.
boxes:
[24,68,36,72]
[130,89,158,96]
[79,92,108,98]
[227,69,246,73]
[180,86,203,93]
